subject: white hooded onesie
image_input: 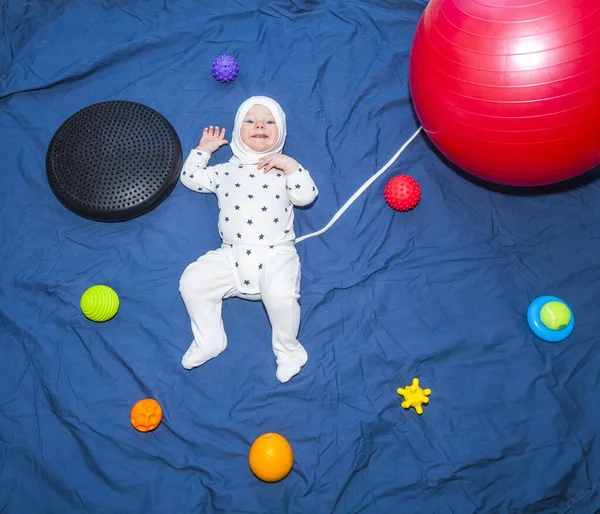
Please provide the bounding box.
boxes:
[178,96,318,383]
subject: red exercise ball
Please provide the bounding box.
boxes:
[384,175,421,211]
[409,0,600,187]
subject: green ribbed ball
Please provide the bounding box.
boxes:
[80,285,119,322]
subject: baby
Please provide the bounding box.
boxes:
[178,96,318,383]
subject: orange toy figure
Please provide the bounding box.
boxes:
[130,399,163,432]
[248,433,294,482]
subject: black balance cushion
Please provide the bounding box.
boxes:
[46,100,182,222]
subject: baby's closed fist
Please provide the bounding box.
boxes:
[196,126,228,154]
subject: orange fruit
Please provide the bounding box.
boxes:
[130,398,162,432]
[248,432,294,482]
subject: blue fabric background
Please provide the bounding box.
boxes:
[1,1,600,512]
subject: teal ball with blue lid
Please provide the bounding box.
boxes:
[527,296,574,342]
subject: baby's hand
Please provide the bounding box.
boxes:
[196,126,228,154]
[257,154,299,175]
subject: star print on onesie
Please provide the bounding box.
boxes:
[181,150,317,294]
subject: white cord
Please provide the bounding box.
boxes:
[296,126,423,244]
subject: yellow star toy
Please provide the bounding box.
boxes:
[397,378,431,415]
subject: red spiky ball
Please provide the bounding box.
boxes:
[384,175,421,211]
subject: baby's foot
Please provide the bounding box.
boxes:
[181,340,224,370]
[276,351,308,383]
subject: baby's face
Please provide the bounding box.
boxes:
[240,104,279,152]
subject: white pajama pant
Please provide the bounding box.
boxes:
[178,243,308,383]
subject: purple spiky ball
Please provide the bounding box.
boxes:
[211,54,239,83]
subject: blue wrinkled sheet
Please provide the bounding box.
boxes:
[2,1,600,512]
